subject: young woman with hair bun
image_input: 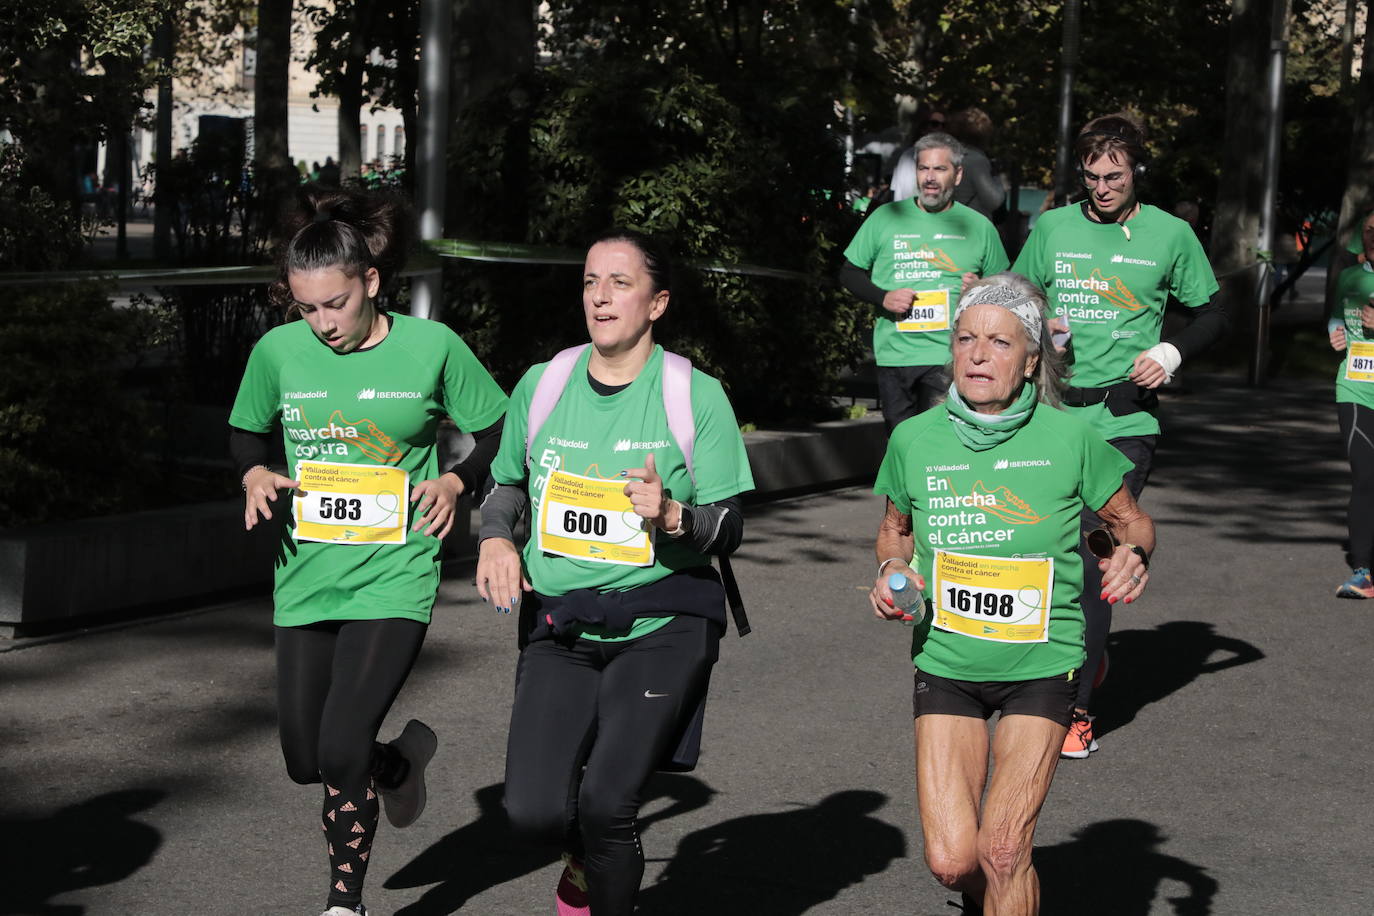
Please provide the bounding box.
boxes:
[229,184,508,916]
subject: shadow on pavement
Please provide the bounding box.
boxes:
[1,788,164,916]
[385,773,715,914]
[1034,818,1217,915]
[1093,621,1265,740]
[634,789,906,915]
[1153,380,1344,547]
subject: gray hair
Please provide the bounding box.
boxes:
[951,272,1067,408]
[914,131,966,169]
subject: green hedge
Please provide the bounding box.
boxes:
[0,282,160,527]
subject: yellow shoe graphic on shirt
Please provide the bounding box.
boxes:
[969,480,1046,525]
[1087,269,1145,312]
[926,247,960,273]
[330,411,403,463]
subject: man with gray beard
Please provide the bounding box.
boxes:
[842,133,1010,430]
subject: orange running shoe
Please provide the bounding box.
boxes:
[1061,713,1098,759]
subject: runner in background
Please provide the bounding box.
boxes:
[477,230,753,916]
[229,185,508,916]
[1012,113,1227,758]
[1327,212,1374,598]
[869,274,1153,915]
[841,132,1010,431]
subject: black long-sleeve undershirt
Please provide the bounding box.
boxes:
[1164,297,1229,362]
[839,259,889,307]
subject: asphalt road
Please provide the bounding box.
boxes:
[3,374,1372,916]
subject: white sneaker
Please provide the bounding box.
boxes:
[319,906,366,916]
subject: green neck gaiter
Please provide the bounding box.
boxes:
[944,381,1038,451]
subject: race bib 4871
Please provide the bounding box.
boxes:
[294,460,408,545]
[931,549,1053,643]
[1348,341,1374,382]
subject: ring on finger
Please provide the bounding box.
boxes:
[1129,574,1142,587]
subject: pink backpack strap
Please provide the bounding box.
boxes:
[661,351,695,485]
[525,344,590,467]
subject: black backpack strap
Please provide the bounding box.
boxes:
[718,554,750,637]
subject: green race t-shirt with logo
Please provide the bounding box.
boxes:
[1348,213,1372,254]
[844,200,1009,368]
[1013,203,1218,439]
[1332,264,1374,408]
[874,401,1132,682]
[489,345,754,641]
[229,313,508,627]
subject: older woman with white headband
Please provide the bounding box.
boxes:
[867,272,1155,915]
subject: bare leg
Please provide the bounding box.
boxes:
[978,715,1068,916]
[915,714,990,901]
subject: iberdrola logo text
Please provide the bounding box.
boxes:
[614,438,671,452]
[357,388,421,400]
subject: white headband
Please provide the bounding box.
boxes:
[954,284,1044,346]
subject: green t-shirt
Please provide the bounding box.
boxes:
[1347,213,1372,255]
[844,200,1009,368]
[1012,203,1219,438]
[1331,264,1374,408]
[229,313,508,627]
[874,401,1133,682]
[489,345,755,641]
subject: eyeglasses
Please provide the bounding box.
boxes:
[1081,169,1129,190]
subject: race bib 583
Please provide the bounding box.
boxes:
[294,460,408,545]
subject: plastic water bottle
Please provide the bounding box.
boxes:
[887,572,926,626]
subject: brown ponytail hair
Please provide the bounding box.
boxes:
[270,184,415,312]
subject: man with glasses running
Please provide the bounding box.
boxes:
[1012,112,1228,759]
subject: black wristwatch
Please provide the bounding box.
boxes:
[1125,543,1150,569]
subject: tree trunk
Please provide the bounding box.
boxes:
[1335,1,1373,255]
[395,0,421,192]
[153,13,175,261]
[447,0,536,234]
[338,12,366,182]
[1210,0,1271,317]
[254,0,293,217]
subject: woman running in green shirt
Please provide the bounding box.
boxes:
[869,273,1154,915]
[477,230,753,916]
[230,185,508,916]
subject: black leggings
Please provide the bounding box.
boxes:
[276,617,427,910]
[1338,402,1374,568]
[504,615,719,916]
[1076,435,1156,711]
[877,364,950,431]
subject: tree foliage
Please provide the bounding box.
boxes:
[446,60,865,423]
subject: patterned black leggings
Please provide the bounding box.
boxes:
[276,618,426,911]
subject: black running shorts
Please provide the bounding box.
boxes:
[913,667,1079,726]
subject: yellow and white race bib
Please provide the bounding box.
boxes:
[1348,341,1374,382]
[536,470,654,567]
[931,549,1053,643]
[294,460,408,545]
[896,289,950,333]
